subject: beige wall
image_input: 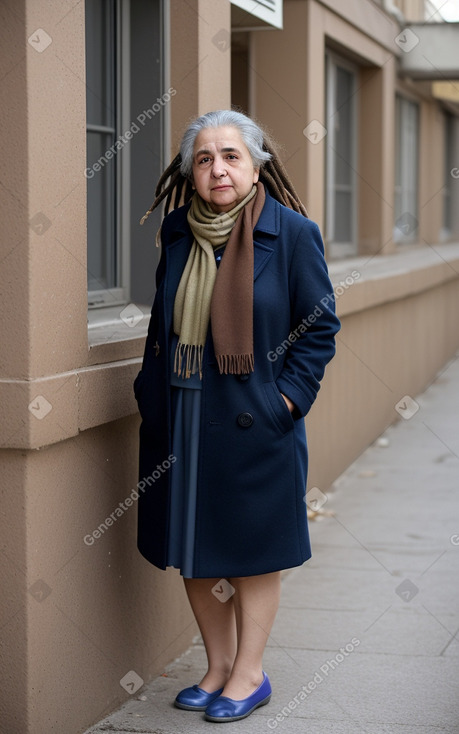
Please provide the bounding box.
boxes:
[1,419,197,732]
[1,1,459,732]
[358,61,397,255]
[170,0,231,152]
[398,0,427,20]
[252,0,459,254]
[252,0,398,251]
[1,377,196,729]
[308,248,459,490]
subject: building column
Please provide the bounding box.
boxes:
[303,0,327,228]
[252,0,327,227]
[419,100,446,245]
[359,57,397,255]
[170,0,231,154]
[1,0,88,730]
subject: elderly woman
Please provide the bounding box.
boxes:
[134,110,340,723]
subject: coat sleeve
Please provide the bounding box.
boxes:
[275,218,340,418]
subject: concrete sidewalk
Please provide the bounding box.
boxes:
[85,355,459,734]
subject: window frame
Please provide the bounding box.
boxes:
[86,0,130,309]
[393,94,420,245]
[86,0,169,320]
[325,51,359,260]
[441,111,454,241]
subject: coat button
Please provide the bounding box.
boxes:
[237,412,254,428]
[238,373,249,382]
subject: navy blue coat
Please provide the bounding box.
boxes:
[134,189,340,577]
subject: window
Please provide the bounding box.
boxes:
[394,95,419,244]
[325,54,358,258]
[85,0,165,313]
[86,0,123,304]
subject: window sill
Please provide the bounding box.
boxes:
[87,304,151,365]
[328,242,459,318]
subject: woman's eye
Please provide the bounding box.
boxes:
[198,157,211,164]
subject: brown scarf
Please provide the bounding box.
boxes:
[173,181,265,377]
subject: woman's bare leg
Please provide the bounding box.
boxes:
[222,571,281,699]
[183,577,237,692]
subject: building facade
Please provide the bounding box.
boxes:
[1,0,459,731]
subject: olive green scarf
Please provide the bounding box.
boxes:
[173,181,265,378]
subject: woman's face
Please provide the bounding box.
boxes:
[191,126,259,213]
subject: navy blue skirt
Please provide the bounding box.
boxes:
[166,341,202,578]
[166,246,225,577]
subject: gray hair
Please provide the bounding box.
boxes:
[179,110,272,179]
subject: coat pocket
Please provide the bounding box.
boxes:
[262,381,295,435]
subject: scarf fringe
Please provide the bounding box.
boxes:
[174,341,204,379]
[174,343,254,377]
[216,353,255,375]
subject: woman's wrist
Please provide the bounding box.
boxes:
[281,393,296,414]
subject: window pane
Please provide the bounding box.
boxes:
[326,56,356,251]
[87,132,116,291]
[335,67,353,186]
[394,96,419,241]
[394,96,402,192]
[85,0,117,294]
[334,190,352,242]
[129,0,163,306]
[85,0,116,127]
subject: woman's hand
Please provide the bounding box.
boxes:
[281,393,296,414]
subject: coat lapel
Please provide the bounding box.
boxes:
[163,232,193,325]
[253,241,274,281]
[253,189,279,280]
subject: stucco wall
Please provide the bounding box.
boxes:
[308,249,459,490]
[0,417,197,732]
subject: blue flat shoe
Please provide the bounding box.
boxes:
[174,684,224,711]
[204,671,271,722]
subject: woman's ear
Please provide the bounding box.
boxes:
[253,168,260,184]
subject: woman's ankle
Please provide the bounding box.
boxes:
[198,671,230,692]
[226,666,264,687]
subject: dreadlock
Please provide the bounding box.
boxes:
[139,126,308,226]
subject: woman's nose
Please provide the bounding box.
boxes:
[211,159,226,177]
